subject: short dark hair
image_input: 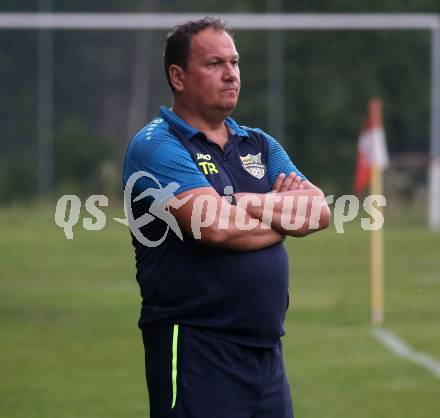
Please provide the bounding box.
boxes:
[163,16,232,92]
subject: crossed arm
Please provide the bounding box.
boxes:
[235,173,331,236]
[168,172,331,251]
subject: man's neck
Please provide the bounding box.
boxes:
[172,102,230,149]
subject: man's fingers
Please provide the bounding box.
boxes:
[273,172,304,193]
[280,172,296,192]
[272,173,286,192]
[290,174,302,190]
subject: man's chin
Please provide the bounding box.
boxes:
[218,100,238,113]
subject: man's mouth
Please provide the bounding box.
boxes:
[222,88,238,94]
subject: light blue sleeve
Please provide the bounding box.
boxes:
[123,128,210,195]
[255,129,307,186]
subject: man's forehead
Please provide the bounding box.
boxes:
[190,28,238,58]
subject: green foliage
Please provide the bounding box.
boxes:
[54,117,111,196]
[0,152,37,203]
[281,30,430,194]
[0,30,37,203]
[0,1,439,201]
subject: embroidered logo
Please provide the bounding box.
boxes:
[196,153,212,161]
[240,153,265,179]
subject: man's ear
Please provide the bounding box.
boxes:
[169,64,185,92]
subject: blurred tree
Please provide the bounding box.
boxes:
[0,0,438,201]
[54,117,111,196]
[0,30,37,203]
[127,0,157,138]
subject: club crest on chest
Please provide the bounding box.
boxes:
[240,153,266,179]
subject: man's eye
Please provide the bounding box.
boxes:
[231,60,239,67]
[208,62,219,68]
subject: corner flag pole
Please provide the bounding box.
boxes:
[370,161,384,325]
[368,98,388,326]
[354,98,388,325]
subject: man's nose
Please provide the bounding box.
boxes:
[222,62,238,81]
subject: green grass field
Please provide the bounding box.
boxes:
[1,205,439,418]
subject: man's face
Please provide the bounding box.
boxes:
[179,28,240,115]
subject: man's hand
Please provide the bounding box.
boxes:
[273,173,326,197]
[232,172,331,237]
[272,172,304,192]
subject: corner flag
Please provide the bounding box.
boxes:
[355,98,389,326]
[354,98,389,194]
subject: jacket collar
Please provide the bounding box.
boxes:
[159,106,249,140]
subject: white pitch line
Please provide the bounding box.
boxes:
[371,327,440,379]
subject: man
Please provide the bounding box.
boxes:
[123,16,330,418]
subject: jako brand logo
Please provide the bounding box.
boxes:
[196,153,211,160]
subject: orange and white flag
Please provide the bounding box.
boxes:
[354,98,389,194]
